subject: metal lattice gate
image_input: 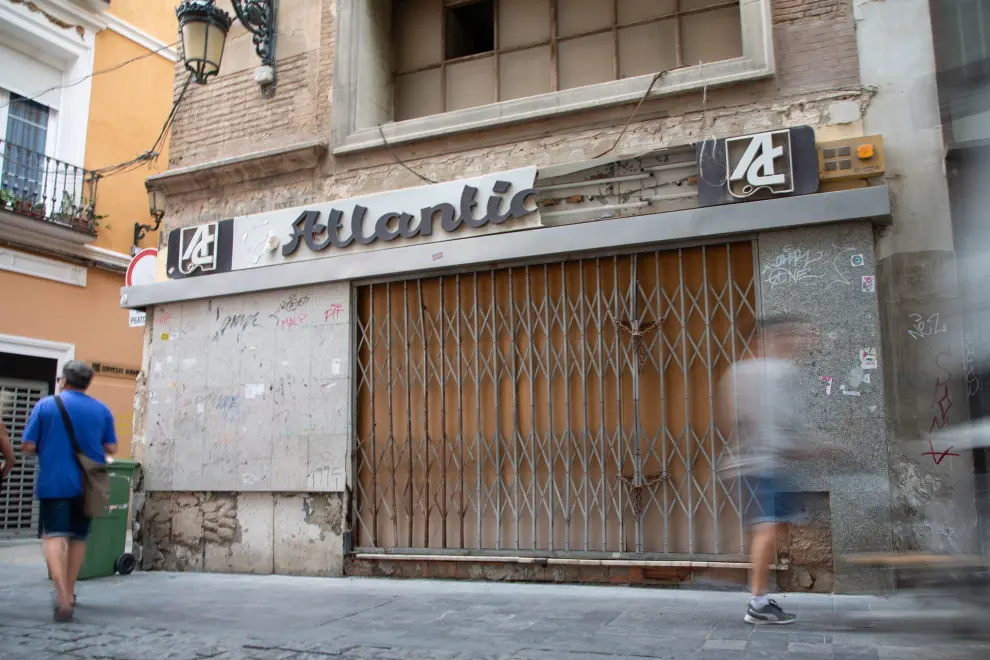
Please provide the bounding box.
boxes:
[0,379,44,537]
[354,242,758,559]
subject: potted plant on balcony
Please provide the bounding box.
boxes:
[13,194,37,216]
[79,198,106,232]
[55,193,105,231]
[0,188,14,211]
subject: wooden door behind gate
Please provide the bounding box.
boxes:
[354,241,758,558]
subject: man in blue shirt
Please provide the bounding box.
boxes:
[22,360,117,622]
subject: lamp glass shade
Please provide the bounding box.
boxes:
[177,1,232,84]
[147,187,164,217]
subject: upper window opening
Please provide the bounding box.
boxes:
[446,0,495,60]
[392,0,743,122]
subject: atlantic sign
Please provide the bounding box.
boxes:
[165,167,540,279]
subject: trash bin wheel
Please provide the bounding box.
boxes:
[115,553,137,576]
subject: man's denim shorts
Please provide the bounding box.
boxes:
[745,476,794,526]
[39,497,91,541]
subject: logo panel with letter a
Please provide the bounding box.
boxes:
[725,130,794,199]
[178,223,219,275]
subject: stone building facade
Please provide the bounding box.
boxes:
[120,0,979,593]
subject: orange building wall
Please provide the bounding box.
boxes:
[85,28,175,256]
[105,0,179,46]
[0,267,143,456]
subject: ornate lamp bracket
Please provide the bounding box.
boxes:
[231,0,278,91]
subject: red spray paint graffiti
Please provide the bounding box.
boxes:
[922,350,960,465]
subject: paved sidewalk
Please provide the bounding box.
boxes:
[0,545,986,659]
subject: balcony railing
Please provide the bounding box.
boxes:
[0,140,99,234]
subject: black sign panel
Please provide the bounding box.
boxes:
[165,219,235,280]
[696,125,819,208]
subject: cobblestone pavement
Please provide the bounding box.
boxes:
[0,547,987,659]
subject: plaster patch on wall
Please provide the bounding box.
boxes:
[302,493,344,539]
[889,456,969,554]
[827,100,861,125]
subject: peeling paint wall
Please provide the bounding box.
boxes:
[856,0,980,560]
[878,252,979,558]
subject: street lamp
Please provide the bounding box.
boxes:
[176,1,278,91]
[133,184,165,251]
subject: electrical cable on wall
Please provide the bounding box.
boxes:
[592,69,669,160]
[377,124,438,185]
[0,41,180,110]
[90,73,195,180]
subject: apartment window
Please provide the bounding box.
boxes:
[393,0,743,121]
[1,91,51,201]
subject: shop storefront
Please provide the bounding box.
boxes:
[122,126,894,591]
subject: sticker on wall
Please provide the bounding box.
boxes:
[862,373,871,384]
[160,332,170,341]
[432,252,444,262]
[862,275,876,292]
[851,254,865,267]
[843,390,861,396]
[332,358,341,376]
[860,347,878,370]
[819,376,833,396]
[244,383,265,399]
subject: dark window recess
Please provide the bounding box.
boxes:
[445,0,495,60]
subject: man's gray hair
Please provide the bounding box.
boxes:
[62,360,94,390]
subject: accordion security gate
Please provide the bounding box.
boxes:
[354,242,758,559]
[0,379,44,538]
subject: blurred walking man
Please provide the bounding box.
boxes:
[720,315,821,625]
[21,361,117,622]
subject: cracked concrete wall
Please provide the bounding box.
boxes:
[855,0,981,559]
[136,491,344,575]
[131,281,350,575]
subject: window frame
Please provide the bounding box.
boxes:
[332,0,775,154]
[0,88,59,200]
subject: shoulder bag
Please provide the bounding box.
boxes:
[54,395,110,519]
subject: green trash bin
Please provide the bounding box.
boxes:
[77,458,139,580]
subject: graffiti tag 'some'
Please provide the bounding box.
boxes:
[860,347,878,370]
[851,254,865,267]
[861,275,876,292]
[819,375,833,396]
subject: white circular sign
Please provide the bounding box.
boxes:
[126,248,158,287]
